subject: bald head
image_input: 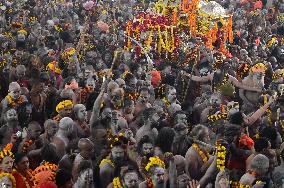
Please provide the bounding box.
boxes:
[78,138,94,159]
[78,138,94,149]
[16,65,26,74]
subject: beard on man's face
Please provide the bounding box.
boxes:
[150,120,159,129]
[144,152,154,159]
[113,157,127,167]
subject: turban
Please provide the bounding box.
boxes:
[151,70,161,88]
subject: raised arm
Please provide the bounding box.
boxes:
[228,75,262,92]
[245,95,276,126]
[89,79,109,129]
[187,73,213,82]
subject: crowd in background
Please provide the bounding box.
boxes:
[0,0,284,187]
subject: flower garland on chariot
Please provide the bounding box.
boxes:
[125,12,179,56]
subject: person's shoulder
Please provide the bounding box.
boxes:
[52,136,65,146]
[239,173,255,185]
[139,181,147,188]
[99,157,115,172]
[185,146,197,159]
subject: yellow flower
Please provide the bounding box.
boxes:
[56,100,73,113]
[65,48,76,55]
[145,156,165,172]
[99,159,114,168]
[18,29,27,35]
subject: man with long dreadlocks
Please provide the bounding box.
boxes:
[99,133,133,188]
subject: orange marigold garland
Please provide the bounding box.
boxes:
[5,95,25,109]
[146,177,154,188]
[22,140,33,154]
[32,161,58,186]
[192,143,209,163]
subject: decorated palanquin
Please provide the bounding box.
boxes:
[125,12,179,55]
[124,0,233,57]
[181,0,233,53]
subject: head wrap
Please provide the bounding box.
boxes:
[55,100,73,113]
[151,70,161,88]
[145,156,165,172]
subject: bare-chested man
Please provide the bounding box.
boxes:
[39,119,58,145]
[135,108,159,143]
[0,108,21,148]
[52,117,75,158]
[73,104,90,138]
[240,63,267,113]
[139,156,167,188]
[185,124,212,181]
[72,138,94,181]
[240,154,270,187]
[0,82,27,117]
[99,134,129,188]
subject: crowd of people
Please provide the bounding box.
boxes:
[0,0,284,187]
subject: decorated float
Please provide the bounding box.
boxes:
[124,0,233,57]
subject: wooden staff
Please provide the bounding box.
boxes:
[76,16,89,54]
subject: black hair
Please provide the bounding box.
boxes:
[229,111,244,125]
[56,169,73,186]
[64,76,76,86]
[259,127,278,149]
[223,124,241,144]
[14,153,27,165]
[124,73,135,85]
[128,63,140,73]
[254,137,270,153]
[139,86,150,94]
[142,108,156,122]
[124,98,134,107]
[137,135,154,156]
[41,143,60,164]
[156,127,175,153]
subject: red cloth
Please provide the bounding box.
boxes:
[36,181,58,188]
[254,1,263,9]
[151,70,161,88]
[12,170,34,188]
[239,134,254,150]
